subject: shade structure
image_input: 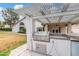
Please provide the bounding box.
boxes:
[14,3,79,24]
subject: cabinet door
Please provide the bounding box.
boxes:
[52,39,70,56]
[36,43,47,54]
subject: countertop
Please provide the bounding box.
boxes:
[50,33,79,41]
[67,33,79,41]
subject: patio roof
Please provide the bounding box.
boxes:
[14,3,79,24]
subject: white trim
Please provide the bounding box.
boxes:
[32,10,79,19]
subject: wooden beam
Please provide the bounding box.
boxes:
[68,15,79,22]
[58,4,70,22]
[34,19,44,24]
[32,10,79,19]
[40,10,51,23]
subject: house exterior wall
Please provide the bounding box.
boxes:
[47,23,67,34]
[12,18,43,33]
[12,16,35,50]
[72,24,79,33]
[12,23,19,32]
[12,18,26,33]
[61,26,67,34]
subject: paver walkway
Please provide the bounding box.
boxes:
[10,44,44,56]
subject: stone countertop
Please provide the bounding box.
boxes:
[67,33,79,37]
[67,33,79,41]
[50,33,79,41]
[50,33,70,40]
[34,32,79,42]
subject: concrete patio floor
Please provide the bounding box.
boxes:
[10,44,45,56]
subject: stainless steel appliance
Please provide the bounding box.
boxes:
[72,41,79,56]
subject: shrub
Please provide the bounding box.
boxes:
[0,28,12,31]
[18,27,26,33]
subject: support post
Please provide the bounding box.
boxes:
[25,17,35,51]
[67,24,72,34]
[44,24,48,32]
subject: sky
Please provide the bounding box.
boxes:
[0,3,32,21]
[0,3,32,9]
[0,3,63,21]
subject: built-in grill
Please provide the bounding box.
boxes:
[32,32,49,55]
[33,32,70,55]
[49,33,70,40]
[33,32,50,42]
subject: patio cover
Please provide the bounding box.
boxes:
[14,3,79,24]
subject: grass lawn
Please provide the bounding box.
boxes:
[0,32,27,56]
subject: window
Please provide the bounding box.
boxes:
[51,27,61,33]
[56,29,58,33]
[37,27,44,31]
[52,29,55,33]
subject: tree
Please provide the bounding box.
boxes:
[0,21,5,29]
[2,8,19,28]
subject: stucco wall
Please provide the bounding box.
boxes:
[61,27,67,34]
[12,18,26,33]
[72,24,79,33]
[12,23,19,32]
[12,17,43,33]
[47,24,67,34]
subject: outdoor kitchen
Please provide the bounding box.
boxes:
[32,23,79,56]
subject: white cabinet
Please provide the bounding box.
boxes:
[49,39,71,56]
[32,41,48,55]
